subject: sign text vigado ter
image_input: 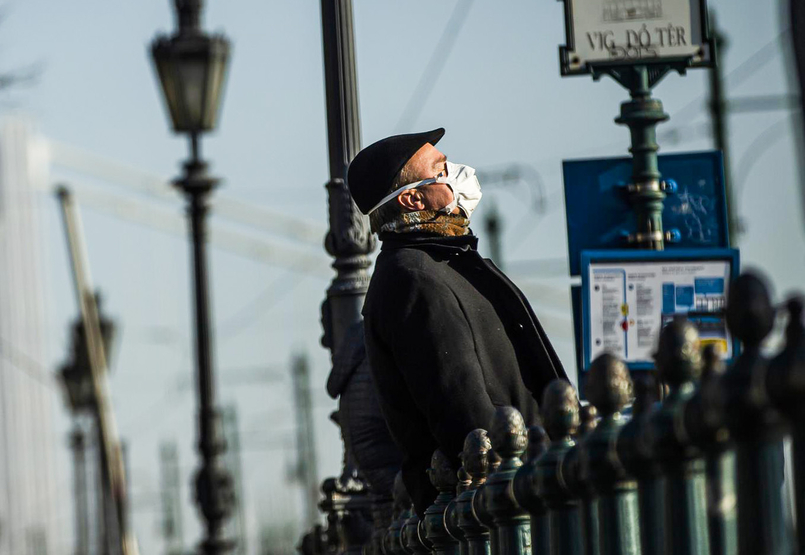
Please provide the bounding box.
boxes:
[559,0,713,75]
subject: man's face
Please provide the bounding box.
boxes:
[397,143,457,213]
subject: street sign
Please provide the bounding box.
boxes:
[563,151,730,276]
[559,0,713,75]
[579,248,740,372]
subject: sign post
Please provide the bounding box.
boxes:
[557,0,740,379]
[559,0,714,250]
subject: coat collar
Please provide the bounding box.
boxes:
[378,231,479,253]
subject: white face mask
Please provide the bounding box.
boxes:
[367,160,483,218]
[439,161,482,219]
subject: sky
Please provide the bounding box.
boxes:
[2,1,804,554]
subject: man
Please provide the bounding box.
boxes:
[347,128,568,516]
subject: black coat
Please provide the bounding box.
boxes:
[362,232,568,516]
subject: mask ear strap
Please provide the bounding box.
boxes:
[367,177,438,214]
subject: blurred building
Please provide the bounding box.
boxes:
[0,117,59,555]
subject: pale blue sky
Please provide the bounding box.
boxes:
[2,1,803,554]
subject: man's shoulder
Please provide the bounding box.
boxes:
[375,244,437,272]
[365,247,451,309]
[369,251,442,294]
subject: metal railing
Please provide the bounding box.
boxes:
[304,270,805,555]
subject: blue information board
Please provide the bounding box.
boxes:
[578,248,740,372]
[563,151,730,276]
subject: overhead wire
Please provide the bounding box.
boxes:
[65,184,331,277]
[217,270,307,342]
[48,139,327,247]
[735,115,793,199]
[649,28,791,127]
[724,29,791,91]
[119,382,188,440]
[394,0,476,132]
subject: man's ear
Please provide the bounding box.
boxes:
[397,189,426,211]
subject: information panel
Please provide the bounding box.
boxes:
[563,151,730,276]
[581,249,739,370]
[559,0,712,74]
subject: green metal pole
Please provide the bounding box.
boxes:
[445,468,471,555]
[513,425,551,555]
[579,497,599,555]
[483,408,531,555]
[613,65,670,250]
[388,473,414,555]
[473,466,501,555]
[766,297,805,555]
[536,381,583,555]
[423,450,460,555]
[721,274,793,555]
[617,375,664,555]
[561,406,600,555]
[458,431,493,555]
[792,425,805,555]
[403,513,432,555]
[583,355,640,555]
[650,319,710,555]
[681,346,737,555]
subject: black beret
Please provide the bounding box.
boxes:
[347,128,445,214]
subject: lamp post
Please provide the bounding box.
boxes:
[59,293,117,555]
[319,0,375,356]
[150,1,234,553]
[60,315,95,555]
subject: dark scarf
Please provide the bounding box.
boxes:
[379,210,469,237]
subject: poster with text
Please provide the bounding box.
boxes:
[587,259,732,365]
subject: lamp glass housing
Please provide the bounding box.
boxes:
[151,34,230,134]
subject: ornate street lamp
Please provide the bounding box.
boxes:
[150,1,234,553]
[58,293,117,555]
[151,0,229,134]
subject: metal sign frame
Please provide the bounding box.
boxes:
[558,0,715,77]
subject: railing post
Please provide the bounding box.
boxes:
[457,430,493,555]
[318,477,373,555]
[583,354,640,555]
[483,407,531,555]
[617,376,663,555]
[298,524,327,555]
[402,512,432,555]
[473,452,503,554]
[767,296,805,555]
[579,406,600,555]
[424,450,460,555]
[513,424,551,555]
[649,318,710,555]
[388,473,414,555]
[320,478,339,554]
[445,468,472,555]
[681,346,737,555]
[560,406,600,555]
[720,273,793,555]
[373,493,395,555]
[535,380,583,555]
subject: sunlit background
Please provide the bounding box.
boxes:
[0,1,802,554]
